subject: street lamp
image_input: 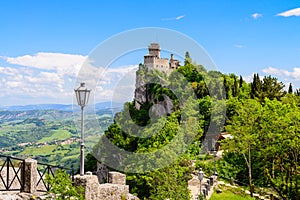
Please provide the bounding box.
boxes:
[198,168,204,197]
[74,82,91,176]
[212,149,218,176]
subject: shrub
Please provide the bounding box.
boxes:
[45,170,85,200]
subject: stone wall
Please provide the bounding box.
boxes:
[74,172,139,200]
[0,158,139,200]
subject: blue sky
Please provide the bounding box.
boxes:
[1,0,300,106]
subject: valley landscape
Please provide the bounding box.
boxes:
[0,103,120,170]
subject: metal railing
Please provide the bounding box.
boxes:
[0,154,74,192]
[36,162,74,192]
[0,155,25,191]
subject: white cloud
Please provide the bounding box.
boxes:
[277,7,300,17]
[0,66,20,76]
[243,74,254,83]
[0,53,138,106]
[234,44,244,48]
[175,15,185,20]
[262,66,300,79]
[4,52,87,77]
[162,15,185,21]
[251,13,263,19]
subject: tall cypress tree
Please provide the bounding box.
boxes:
[233,76,239,97]
[250,73,263,99]
[223,76,230,99]
[295,89,300,96]
[239,75,243,87]
[184,51,191,65]
[288,83,293,94]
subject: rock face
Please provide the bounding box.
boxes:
[134,70,148,110]
[134,67,174,117]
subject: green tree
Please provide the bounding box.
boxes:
[295,88,300,96]
[260,99,300,200]
[184,51,192,65]
[250,74,285,101]
[239,75,244,87]
[261,76,285,100]
[288,83,293,94]
[127,157,193,199]
[232,75,239,97]
[250,73,262,99]
[224,99,262,196]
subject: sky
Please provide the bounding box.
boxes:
[1,0,300,106]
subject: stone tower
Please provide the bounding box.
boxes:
[134,43,180,111]
[148,42,160,57]
[143,42,180,74]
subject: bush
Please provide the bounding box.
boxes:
[45,170,85,200]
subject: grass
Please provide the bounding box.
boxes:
[38,130,71,143]
[210,189,255,200]
[20,144,58,156]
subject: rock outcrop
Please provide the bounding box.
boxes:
[134,66,174,117]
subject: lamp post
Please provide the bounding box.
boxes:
[198,168,204,198]
[213,149,218,176]
[74,83,91,176]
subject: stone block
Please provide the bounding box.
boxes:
[74,174,101,200]
[108,172,126,185]
[99,183,129,199]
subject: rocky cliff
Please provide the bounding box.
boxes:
[134,65,174,117]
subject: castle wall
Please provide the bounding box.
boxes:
[144,57,170,73]
[144,43,180,74]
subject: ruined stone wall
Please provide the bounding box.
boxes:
[0,159,139,200]
[74,172,139,200]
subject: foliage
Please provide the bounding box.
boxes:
[89,57,300,199]
[250,73,285,101]
[224,99,262,195]
[210,189,255,200]
[223,97,300,199]
[45,170,85,200]
[127,157,193,199]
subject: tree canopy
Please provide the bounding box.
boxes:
[87,57,299,199]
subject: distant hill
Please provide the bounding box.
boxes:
[0,110,73,122]
[0,102,123,168]
[0,101,124,112]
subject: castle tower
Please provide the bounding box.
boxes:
[148,42,160,58]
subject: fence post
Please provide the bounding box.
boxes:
[22,158,38,193]
[21,159,26,192]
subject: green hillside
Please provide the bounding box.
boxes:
[0,110,113,169]
[38,130,72,143]
[89,54,300,199]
